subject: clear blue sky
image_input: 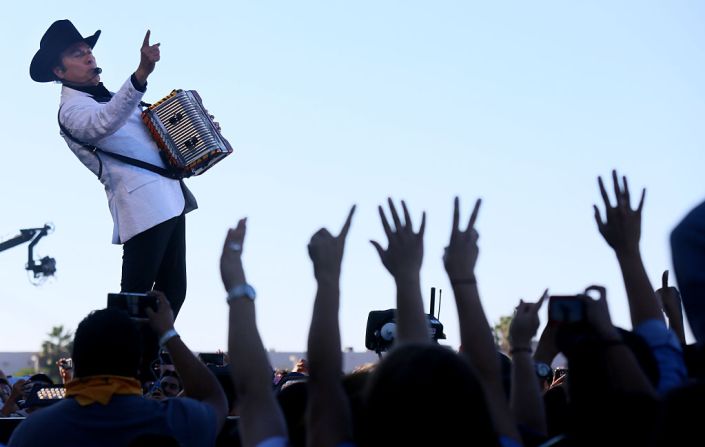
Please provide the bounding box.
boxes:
[1,1,704,353]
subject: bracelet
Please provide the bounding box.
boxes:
[451,277,477,286]
[510,347,532,355]
[159,329,179,348]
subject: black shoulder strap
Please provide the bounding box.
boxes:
[57,107,182,180]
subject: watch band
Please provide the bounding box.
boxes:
[159,329,179,348]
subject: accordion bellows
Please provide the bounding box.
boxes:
[142,89,233,177]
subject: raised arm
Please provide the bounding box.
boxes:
[146,291,227,431]
[61,30,160,141]
[594,171,686,393]
[580,286,656,396]
[509,292,548,436]
[443,197,522,442]
[222,219,288,447]
[370,198,429,346]
[306,206,356,447]
[133,30,160,87]
[593,170,662,325]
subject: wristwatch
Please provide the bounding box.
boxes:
[535,362,553,380]
[227,284,256,304]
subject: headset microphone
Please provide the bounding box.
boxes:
[93,67,102,75]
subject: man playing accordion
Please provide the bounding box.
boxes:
[30,20,197,382]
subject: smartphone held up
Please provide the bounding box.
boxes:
[548,295,586,325]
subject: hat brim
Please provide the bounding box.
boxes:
[30,30,101,83]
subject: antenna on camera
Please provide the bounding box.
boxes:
[430,287,436,317]
[430,287,442,319]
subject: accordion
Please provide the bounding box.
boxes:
[142,89,232,177]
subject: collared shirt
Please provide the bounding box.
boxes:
[63,74,146,101]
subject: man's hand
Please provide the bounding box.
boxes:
[656,270,683,315]
[145,290,175,337]
[593,170,645,255]
[308,205,355,283]
[444,197,481,283]
[370,198,426,281]
[509,290,547,351]
[56,358,73,384]
[582,285,620,341]
[220,218,247,291]
[655,270,686,343]
[134,30,160,86]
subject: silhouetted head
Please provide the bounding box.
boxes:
[556,324,661,446]
[72,308,142,378]
[362,343,499,447]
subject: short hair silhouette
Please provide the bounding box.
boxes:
[72,308,142,378]
[362,344,499,447]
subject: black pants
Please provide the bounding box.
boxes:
[121,214,186,382]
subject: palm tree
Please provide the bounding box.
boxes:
[493,315,513,354]
[37,325,73,382]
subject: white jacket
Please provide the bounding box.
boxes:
[58,77,197,244]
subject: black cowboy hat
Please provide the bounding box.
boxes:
[30,20,101,83]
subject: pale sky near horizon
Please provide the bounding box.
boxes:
[1,1,704,355]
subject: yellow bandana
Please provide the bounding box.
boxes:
[65,375,142,406]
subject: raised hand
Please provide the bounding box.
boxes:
[220,218,246,292]
[308,205,355,282]
[594,170,645,254]
[135,30,161,85]
[656,270,682,313]
[444,197,481,284]
[145,290,175,337]
[509,290,547,351]
[370,198,426,280]
[655,270,686,343]
[56,358,74,384]
[307,207,356,446]
[581,285,620,341]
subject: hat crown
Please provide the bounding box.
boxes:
[40,20,85,50]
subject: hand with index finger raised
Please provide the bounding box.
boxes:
[308,205,356,282]
[509,290,547,349]
[135,29,161,85]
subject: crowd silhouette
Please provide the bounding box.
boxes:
[1,170,704,446]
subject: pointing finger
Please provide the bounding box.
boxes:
[143,30,151,48]
[535,288,548,311]
[338,204,356,239]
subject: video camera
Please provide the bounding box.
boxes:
[365,287,446,355]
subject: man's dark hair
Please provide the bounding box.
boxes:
[51,61,65,81]
[72,308,142,378]
[362,344,500,447]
